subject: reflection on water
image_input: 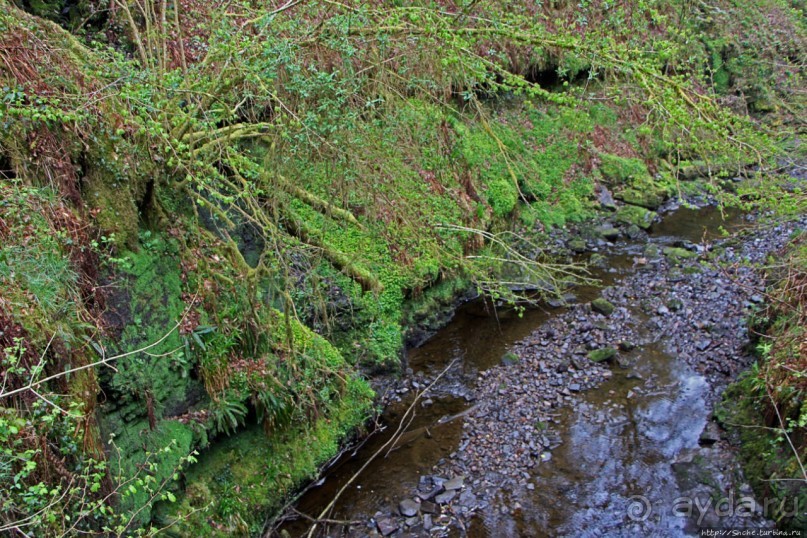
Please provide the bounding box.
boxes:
[278,205,743,537]
[527,344,708,537]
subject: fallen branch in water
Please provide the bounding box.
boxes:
[288,507,362,526]
[302,358,459,538]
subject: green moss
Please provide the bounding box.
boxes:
[662,246,699,263]
[717,371,807,530]
[615,205,657,229]
[106,231,196,421]
[162,377,373,536]
[591,298,615,316]
[0,183,80,342]
[103,418,195,529]
[587,347,617,362]
[615,187,667,210]
[599,154,650,184]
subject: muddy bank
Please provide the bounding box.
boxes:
[275,207,805,537]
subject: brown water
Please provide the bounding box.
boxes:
[276,206,743,537]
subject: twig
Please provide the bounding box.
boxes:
[303,359,458,538]
[289,507,361,526]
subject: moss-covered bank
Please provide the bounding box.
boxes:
[717,230,807,531]
[0,0,804,534]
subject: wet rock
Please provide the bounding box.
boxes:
[376,516,399,536]
[595,226,620,241]
[587,347,617,363]
[435,490,457,504]
[644,243,661,259]
[591,298,615,316]
[571,355,590,370]
[443,476,464,491]
[598,186,617,210]
[616,205,657,230]
[624,224,643,240]
[569,238,587,253]
[663,246,698,263]
[615,185,667,210]
[667,299,684,311]
[699,422,721,445]
[419,501,438,514]
[417,485,442,501]
[399,499,419,517]
[458,488,477,506]
[589,253,608,268]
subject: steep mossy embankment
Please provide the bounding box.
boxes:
[0,0,804,534]
[717,230,807,531]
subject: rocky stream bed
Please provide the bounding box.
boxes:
[276,203,806,538]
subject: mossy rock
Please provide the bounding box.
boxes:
[615,186,667,210]
[594,225,620,241]
[568,238,587,253]
[82,170,140,248]
[591,298,615,316]
[599,154,651,184]
[644,243,661,259]
[587,347,617,363]
[663,247,698,264]
[615,205,656,230]
[624,224,643,239]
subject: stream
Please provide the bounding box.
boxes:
[276,205,798,537]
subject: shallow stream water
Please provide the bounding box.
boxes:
[278,206,751,537]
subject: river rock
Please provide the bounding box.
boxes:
[644,243,661,259]
[587,347,617,363]
[624,224,643,239]
[699,422,721,445]
[663,246,698,263]
[376,516,399,536]
[569,238,587,253]
[616,205,657,230]
[443,476,465,490]
[435,490,457,504]
[417,485,442,501]
[591,298,615,316]
[598,186,617,210]
[615,186,667,210]
[399,498,419,517]
[595,225,620,241]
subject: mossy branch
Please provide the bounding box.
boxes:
[274,173,361,227]
[281,206,382,293]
